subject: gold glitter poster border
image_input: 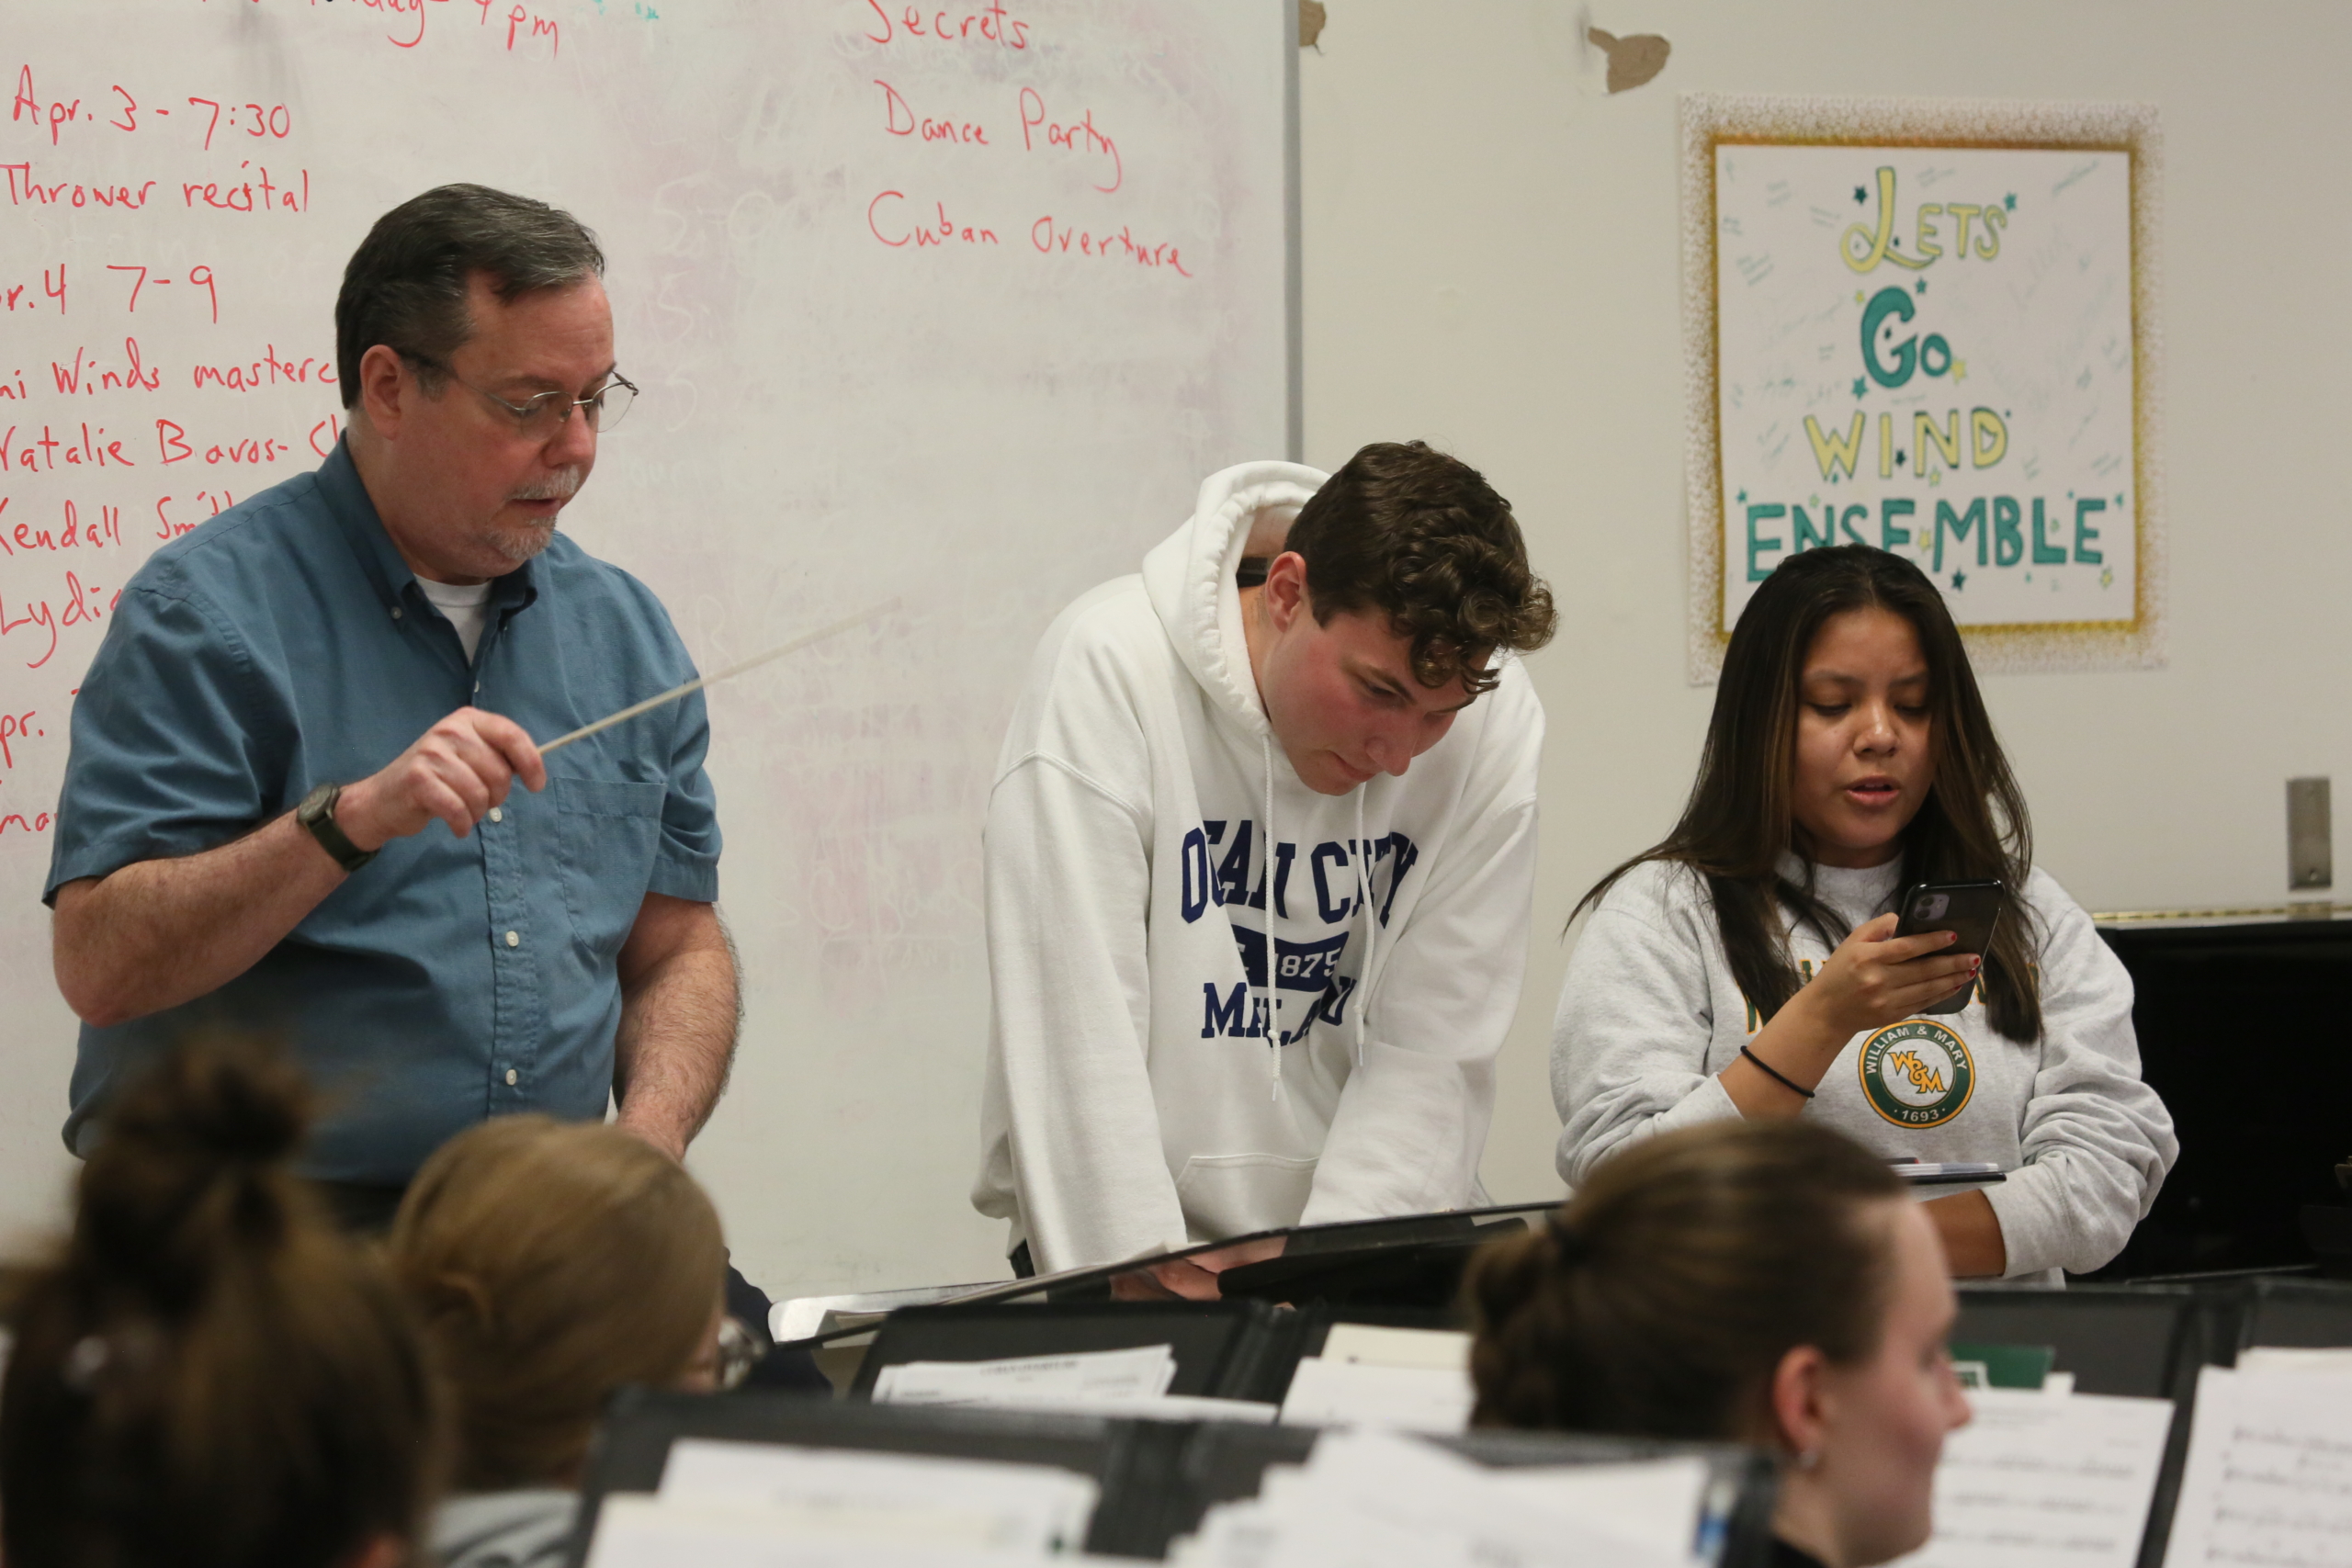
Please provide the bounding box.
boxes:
[1681,93,2165,682]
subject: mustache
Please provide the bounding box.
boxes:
[507,467,585,502]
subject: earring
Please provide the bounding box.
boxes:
[1795,1448,1822,1471]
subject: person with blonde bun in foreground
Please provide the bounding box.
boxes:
[389,1115,730,1568]
[0,1034,444,1568]
[1465,1120,1971,1568]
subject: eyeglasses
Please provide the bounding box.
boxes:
[405,354,638,439]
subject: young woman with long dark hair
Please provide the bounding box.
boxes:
[1551,546,2175,1279]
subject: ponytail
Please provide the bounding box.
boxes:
[0,1033,444,1568]
[1464,1217,1592,1433]
[1465,1120,1905,1440]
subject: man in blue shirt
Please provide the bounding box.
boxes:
[45,186,737,1216]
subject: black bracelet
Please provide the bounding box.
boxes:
[1740,1044,1816,1100]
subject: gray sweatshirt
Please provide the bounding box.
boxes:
[1551,857,2177,1279]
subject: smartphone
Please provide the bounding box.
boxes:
[1893,880,2003,1015]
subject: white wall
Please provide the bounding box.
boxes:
[1290,0,2352,1207]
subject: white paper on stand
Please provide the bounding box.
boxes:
[2162,1364,2352,1568]
[1487,1457,1717,1565]
[903,1392,1278,1425]
[1173,1427,1703,1568]
[658,1438,1099,1555]
[1279,1357,1474,1434]
[1317,1325,1472,1371]
[1886,1387,2175,1568]
[872,1345,1177,1408]
[2233,1346,2352,1375]
[585,1494,1120,1568]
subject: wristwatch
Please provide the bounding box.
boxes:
[296,782,378,874]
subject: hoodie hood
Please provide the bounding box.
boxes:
[1141,459,1329,736]
[1140,459,1335,1099]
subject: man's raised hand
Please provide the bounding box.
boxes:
[336,708,548,850]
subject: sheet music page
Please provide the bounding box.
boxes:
[1887,1388,2175,1568]
[586,1494,1121,1566]
[2234,1348,2352,1375]
[878,1392,1277,1424]
[1173,1429,1697,1568]
[871,1345,1177,1407]
[658,1438,1099,1555]
[1317,1325,1472,1371]
[1278,1358,1475,1433]
[2163,1366,2352,1568]
[1487,1457,1717,1565]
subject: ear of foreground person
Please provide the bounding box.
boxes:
[0,1032,442,1568]
[388,1113,730,1568]
[1464,1120,1973,1568]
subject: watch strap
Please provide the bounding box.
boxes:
[298,782,378,874]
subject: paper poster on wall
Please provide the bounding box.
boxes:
[1681,95,2165,680]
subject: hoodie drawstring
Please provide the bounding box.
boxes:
[1261,742,1377,1094]
[1352,789,1376,1070]
[1261,736,1282,1100]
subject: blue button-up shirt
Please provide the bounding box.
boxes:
[46,440,720,1182]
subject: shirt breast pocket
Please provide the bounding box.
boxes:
[551,776,666,962]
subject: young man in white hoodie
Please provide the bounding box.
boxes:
[973,442,1558,1281]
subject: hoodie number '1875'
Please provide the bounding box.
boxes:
[971,462,1548,1274]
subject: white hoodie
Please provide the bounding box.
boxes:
[972,461,1547,1273]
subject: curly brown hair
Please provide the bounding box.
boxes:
[1285,441,1556,694]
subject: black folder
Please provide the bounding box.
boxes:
[1953,1282,2211,1399]
[1215,1211,1518,1309]
[2234,1275,2352,1349]
[926,1202,1560,1316]
[847,1297,1317,1404]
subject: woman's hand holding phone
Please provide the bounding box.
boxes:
[1726,914,1981,1117]
[1803,913,1980,1036]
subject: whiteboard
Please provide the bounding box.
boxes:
[0,0,1296,1297]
